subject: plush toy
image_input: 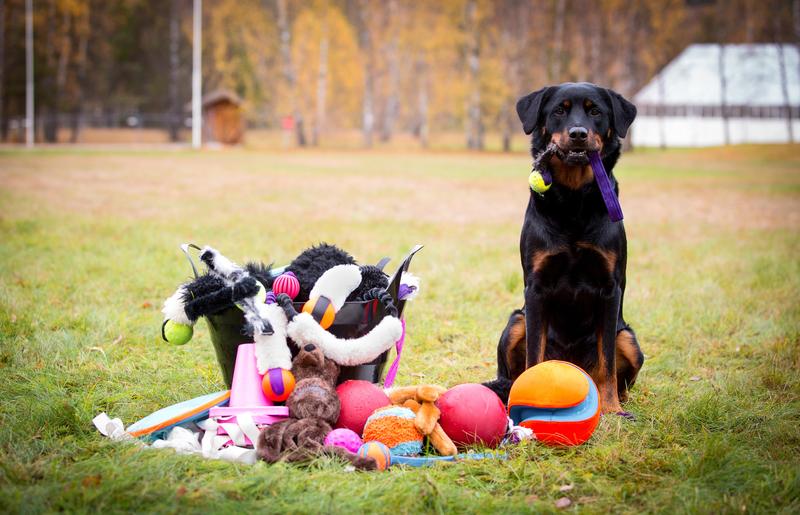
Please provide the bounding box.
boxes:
[302,264,362,329]
[436,384,508,449]
[335,380,391,435]
[285,243,389,302]
[160,246,293,372]
[256,343,377,470]
[387,385,457,456]
[362,406,424,456]
[507,360,600,446]
[161,243,404,408]
[276,272,403,367]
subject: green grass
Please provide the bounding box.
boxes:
[0,145,799,513]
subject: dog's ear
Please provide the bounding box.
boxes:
[604,89,637,138]
[516,87,554,135]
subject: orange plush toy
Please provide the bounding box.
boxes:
[387,385,457,456]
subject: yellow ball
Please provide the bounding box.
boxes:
[162,320,193,345]
[528,171,551,194]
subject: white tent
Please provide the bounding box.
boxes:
[631,44,800,147]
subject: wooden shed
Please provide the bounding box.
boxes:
[202,90,244,145]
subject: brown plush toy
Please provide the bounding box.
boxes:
[256,343,377,470]
[388,385,457,456]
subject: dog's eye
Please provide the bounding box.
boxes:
[554,106,566,116]
[589,107,601,116]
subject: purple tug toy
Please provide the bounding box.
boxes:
[529,144,623,223]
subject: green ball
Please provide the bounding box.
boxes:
[528,171,551,194]
[163,319,193,345]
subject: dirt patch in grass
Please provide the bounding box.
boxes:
[0,148,798,232]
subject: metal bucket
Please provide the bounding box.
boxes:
[185,245,422,387]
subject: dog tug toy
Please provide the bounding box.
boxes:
[588,150,624,222]
[160,246,297,402]
[528,142,558,195]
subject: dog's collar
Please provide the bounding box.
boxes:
[529,144,624,223]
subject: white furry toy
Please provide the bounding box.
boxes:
[286,312,402,366]
[275,264,403,367]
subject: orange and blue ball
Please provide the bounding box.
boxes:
[362,406,423,456]
[507,360,600,446]
[262,368,296,403]
[357,441,392,471]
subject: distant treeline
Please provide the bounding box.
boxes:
[0,0,796,148]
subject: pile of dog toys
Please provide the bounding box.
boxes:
[93,243,603,470]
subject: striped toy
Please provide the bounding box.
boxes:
[272,272,300,300]
[357,441,392,471]
[507,360,600,446]
[362,406,423,456]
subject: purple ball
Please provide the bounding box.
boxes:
[324,428,363,453]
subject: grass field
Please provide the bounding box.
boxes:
[0,145,798,513]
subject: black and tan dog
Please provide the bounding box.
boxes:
[484,82,644,414]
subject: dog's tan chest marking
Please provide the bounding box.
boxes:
[575,242,617,274]
[531,244,616,277]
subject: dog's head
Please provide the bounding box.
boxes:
[517,82,636,169]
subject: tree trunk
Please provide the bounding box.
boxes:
[70,5,89,144]
[358,0,374,148]
[168,0,181,142]
[776,43,794,142]
[313,3,329,146]
[380,0,399,142]
[0,0,5,142]
[718,44,730,145]
[416,54,429,148]
[277,0,305,146]
[465,0,483,150]
[621,4,639,151]
[550,0,566,82]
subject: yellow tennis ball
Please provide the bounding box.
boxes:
[528,171,551,194]
[162,319,193,345]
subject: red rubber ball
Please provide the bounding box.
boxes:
[436,383,508,448]
[272,272,300,300]
[335,380,391,436]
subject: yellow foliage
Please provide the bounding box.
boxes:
[292,3,363,129]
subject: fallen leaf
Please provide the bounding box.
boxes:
[555,497,572,509]
[176,485,187,497]
[559,484,574,492]
[82,475,102,487]
[141,301,153,309]
[525,494,539,504]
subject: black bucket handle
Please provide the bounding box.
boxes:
[387,244,424,318]
[179,243,202,279]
